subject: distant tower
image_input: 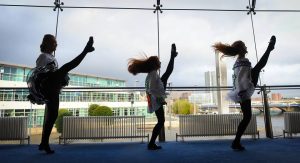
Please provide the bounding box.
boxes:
[204,71,217,104]
[215,51,229,114]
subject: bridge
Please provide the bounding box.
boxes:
[199,103,300,113]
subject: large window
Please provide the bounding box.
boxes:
[1,1,300,140]
[0,1,299,87]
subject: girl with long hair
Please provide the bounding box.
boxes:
[128,44,178,150]
[212,36,276,151]
[28,34,95,154]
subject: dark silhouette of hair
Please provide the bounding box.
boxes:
[40,34,55,53]
[128,56,160,75]
[212,40,246,58]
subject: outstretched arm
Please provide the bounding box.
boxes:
[161,43,178,89]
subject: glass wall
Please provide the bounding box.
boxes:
[0,0,300,140]
[0,1,299,86]
[0,65,30,82]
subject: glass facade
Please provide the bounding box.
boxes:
[0,64,125,87]
[68,74,125,87]
[0,62,150,127]
[0,65,30,82]
[0,89,141,103]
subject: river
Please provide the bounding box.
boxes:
[257,114,285,138]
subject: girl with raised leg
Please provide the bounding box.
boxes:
[213,36,276,151]
[128,44,178,150]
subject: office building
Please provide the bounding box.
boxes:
[0,62,148,127]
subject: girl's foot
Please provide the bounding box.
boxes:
[147,143,162,150]
[39,144,55,154]
[231,142,245,151]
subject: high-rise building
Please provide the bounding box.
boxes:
[204,71,217,104]
[215,51,229,114]
[271,93,282,101]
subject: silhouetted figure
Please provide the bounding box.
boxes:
[27,34,95,154]
[128,44,178,150]
[213,36,276,151]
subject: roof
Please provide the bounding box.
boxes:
[0,61,126,82]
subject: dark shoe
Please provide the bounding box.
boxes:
[270,35,276,45]
[267,35,276,51]
[147,143,162,150]
[39,144,55,154]
[231,143,245,151]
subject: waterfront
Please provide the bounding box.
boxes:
[0,113,289,145]
[257,114,285,138]
[1,113,299,163]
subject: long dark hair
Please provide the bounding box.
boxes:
[128,56,160,75]
[212,40,246,58]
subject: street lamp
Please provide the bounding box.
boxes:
[129,92,134,116]
[167,82,172,129]
[133,80,139,116]
[193,85,198,115]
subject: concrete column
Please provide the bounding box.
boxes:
[215,51,229,114]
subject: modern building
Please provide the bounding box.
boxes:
[271,93,282,101]
[204,71,217,104]
[215,51,229,114]
[0,62,149,127]
[189,93,215,105]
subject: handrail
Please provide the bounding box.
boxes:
[1,85,300,92]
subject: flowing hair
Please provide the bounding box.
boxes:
[128,56,160,75]
[212,40,246,58]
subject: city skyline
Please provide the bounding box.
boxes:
[0,0,299,87]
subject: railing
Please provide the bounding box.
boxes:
[283,112,300,138]
[0,117,30,144]
[176,114,259,141]
[59,116,149,144]
[1,85,300,143]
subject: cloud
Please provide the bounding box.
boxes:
[0,1,300,87]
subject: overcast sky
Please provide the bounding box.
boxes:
[0,0,300,87]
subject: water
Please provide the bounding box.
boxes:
[257,114,285,138]
[164,114,286,141]
[0,114,287,144]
